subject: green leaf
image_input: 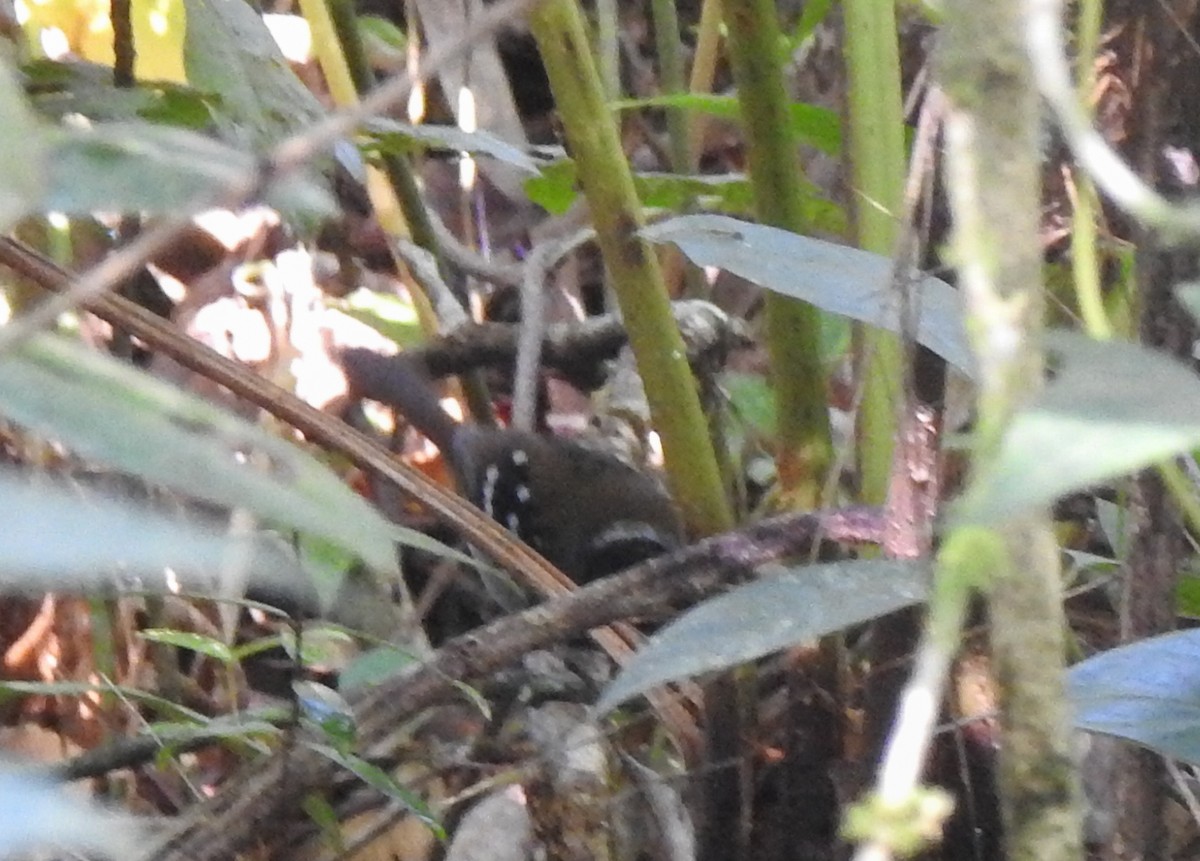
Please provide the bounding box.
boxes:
[1179,573,1200,619]
[46,121,332,216]
[137,85,217,128]
[958,333,1200,524]
[230,632,288,661]
[183,0,324,152]
[723,372,777,437]
[25,59,214,129]
[292,624,357,667]
[301,793,344,851]
[357,15,407,51]
[612,93,842,155]
[634,172,851,230]
[362,118,544,173]
[641,215,972,375]
[338,644,417,693]
[525,162,843,231]
[334,288,425,350]
[146,712,283,743]
[1070,629,1200,764]
[307,743,444,836]
[296,680,357,748]
[597,559,928,713]
[0,59,47,230]
[0,470,302,598]
[147,711,283,761]
[791,0,835,46]
[523,157,578,215]
[0,335,399,608]
[633,171,755,213]
[0,680,204,722]
[140,629,236,663]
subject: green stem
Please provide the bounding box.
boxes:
[528,0,733,537]
[1069,175,1111,338]
[939,0,1084,854]
[649,0,690,173]
[594,0,620,100]
[723,0,832,506]
[843,0,906,505]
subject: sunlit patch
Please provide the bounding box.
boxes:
[407,85,425,124]
[263,13,311,63]
[440,396,464,423]
[193,207,280,251]
[457,86,477,190]
[39,26,69,59]
[457,86,477,134]
[647,430,665,467]
[148,9,168,35]
[146,264,186,303]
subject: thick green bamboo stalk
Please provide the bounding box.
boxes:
[724,0,832,506]
[527,0,733,537]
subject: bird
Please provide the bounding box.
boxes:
[340,348,685,583]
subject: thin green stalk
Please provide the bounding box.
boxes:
[1155,460,1200,538]
[687,0,722,164]
[843,0,906,505]
[724,0,832,506]
[87,596,119,714]
[1069,176,1111,338]
[296,0,359,105]
[595,0,620,101]
[528,0,733,538]
[650,0,704,305]
[649,0,690,173]
[1074,0,1103,83]
[1069,0,1111,340]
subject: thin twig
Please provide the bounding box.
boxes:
[512,225,594,430]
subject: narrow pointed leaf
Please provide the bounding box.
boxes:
[183,0,324,150]
[0,60,47,229]
[1070,629,1200,764]
[598,559,928,714]
[641,214,973,375]
[46,122,332,216]
[0,335,398,607]
[959,332,1200,524]
[0,471,301,599]
[363,118,544,173]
